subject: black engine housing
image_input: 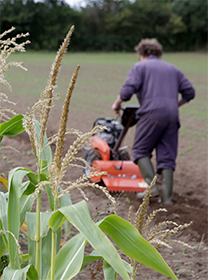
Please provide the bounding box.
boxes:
[94,118,123,149]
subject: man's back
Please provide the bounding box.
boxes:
[120,55,195,117]
[112,38,195,204]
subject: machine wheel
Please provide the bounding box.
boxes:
[84,149,101,175]
[118,150,130,161]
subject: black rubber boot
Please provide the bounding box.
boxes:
[161,169,174,205]
[136,157,159,198]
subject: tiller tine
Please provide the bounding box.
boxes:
[91,160,148,193]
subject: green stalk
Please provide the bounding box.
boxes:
[35,190,42,276]
[35,160,42,276]
[131,260,136,280]
[51,196,57,280]
[51,230,56,280]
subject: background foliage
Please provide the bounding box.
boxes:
[0,0,207,52]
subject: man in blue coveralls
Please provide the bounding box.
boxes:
[112,38,195,204]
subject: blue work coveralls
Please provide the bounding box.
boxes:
[120,55,195,173]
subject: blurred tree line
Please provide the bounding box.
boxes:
[0,0,207,51]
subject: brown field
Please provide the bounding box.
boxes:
[1,52,207,279]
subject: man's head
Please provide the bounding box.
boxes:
[134,38,163,59]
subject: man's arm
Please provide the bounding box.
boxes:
[178,98,186,107]
[112,63,143,114]
[178,70,195,103]
[112,95,123,114]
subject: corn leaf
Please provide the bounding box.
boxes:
[26,211,62,280]
[58,190,72,207]
[21,173,47,197]
[26,212,53,241]
[0,192,7,257]
[49,191,71,234]
[20,195,35,227]
[49,212,67,233]
[28,228,61,280]
[81,251,102,271]
[81,251,132,274]
[45,184,54,210]
[46,233,86,280]
[103,260,117,280]
[0,114,25,139]
[0,234,6,258]
[58,188,72,239]
[0,177,8,190]
[99,214,178,280]
[82,256,101,271]
[3,264,38,280]
[7,167,34,269]
[0,192,7,232]
[34,120,52,170]
[49,201,130,280]
[21,254,29,262]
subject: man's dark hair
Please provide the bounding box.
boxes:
[134,38,163,58]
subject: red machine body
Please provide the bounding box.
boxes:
[84,106,148,193]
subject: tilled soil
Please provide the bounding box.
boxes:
[1,98,207,280]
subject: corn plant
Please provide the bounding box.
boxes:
[0,27,179,280]
[114,177,193,278]
[0,27,29,183]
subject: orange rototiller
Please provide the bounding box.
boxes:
[83,106,148,193]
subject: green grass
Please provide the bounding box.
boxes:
[163,52,207,75]
[3,51,207,139]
